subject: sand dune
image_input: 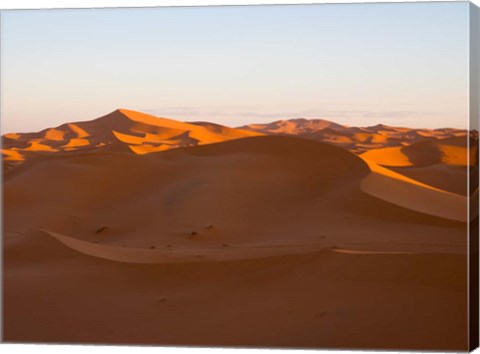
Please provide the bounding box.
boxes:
[1,108,261,167]
[360,159,469,222]
[4,228,467,350]
[2,111,474,350]
[4,136,371,248]
[4,135,466,257]
[401,136,476,166]
[357,136,475,199]
[3,111,472,237]
[360,146,413,167]
[241,118,468,153]
[1,149,24,161]
[359,137,475,168]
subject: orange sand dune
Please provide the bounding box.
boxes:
[3,111,469,168]
[23,140,59,152]
[44,128,66,141]
[358,136,474,168]
[2,111,474,350]
[68,123,90,138]
[4,136,466,255]
[359,158,469,222]
[3,132,21,140]
[128,143,172,155]
[1,149,24,161]
[401,136,475,166]
[3,133,470,350]
[360,146,413,167]
[241,119,467,153]
[2,109,262,166]
[62,138,90,148]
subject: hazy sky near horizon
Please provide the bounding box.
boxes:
[1,2,470,133]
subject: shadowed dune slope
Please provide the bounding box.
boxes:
[388,165,470,195]
[4,136,367,247]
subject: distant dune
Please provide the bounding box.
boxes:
[1,108,261,167]
[2,109,476,350]
[240,118,468,153]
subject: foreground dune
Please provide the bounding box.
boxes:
[4,228,467,350]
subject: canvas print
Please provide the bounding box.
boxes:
[1,1,479,351]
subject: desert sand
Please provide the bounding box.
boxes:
[2,109,476,350]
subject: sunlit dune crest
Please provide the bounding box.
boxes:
[117,108,198,130]
[360,157,469,222]
[360,157,448,192]
[128,144,173,155]
[112,131,148,145]
[44,128,66,141]
[4,133,21,140]
[61,138,91,148]
[68,123,89,138]
[1,149,24,161]
[23,140,59,152]
[360,146,413,167]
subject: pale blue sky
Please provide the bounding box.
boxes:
[0,2,470,133]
